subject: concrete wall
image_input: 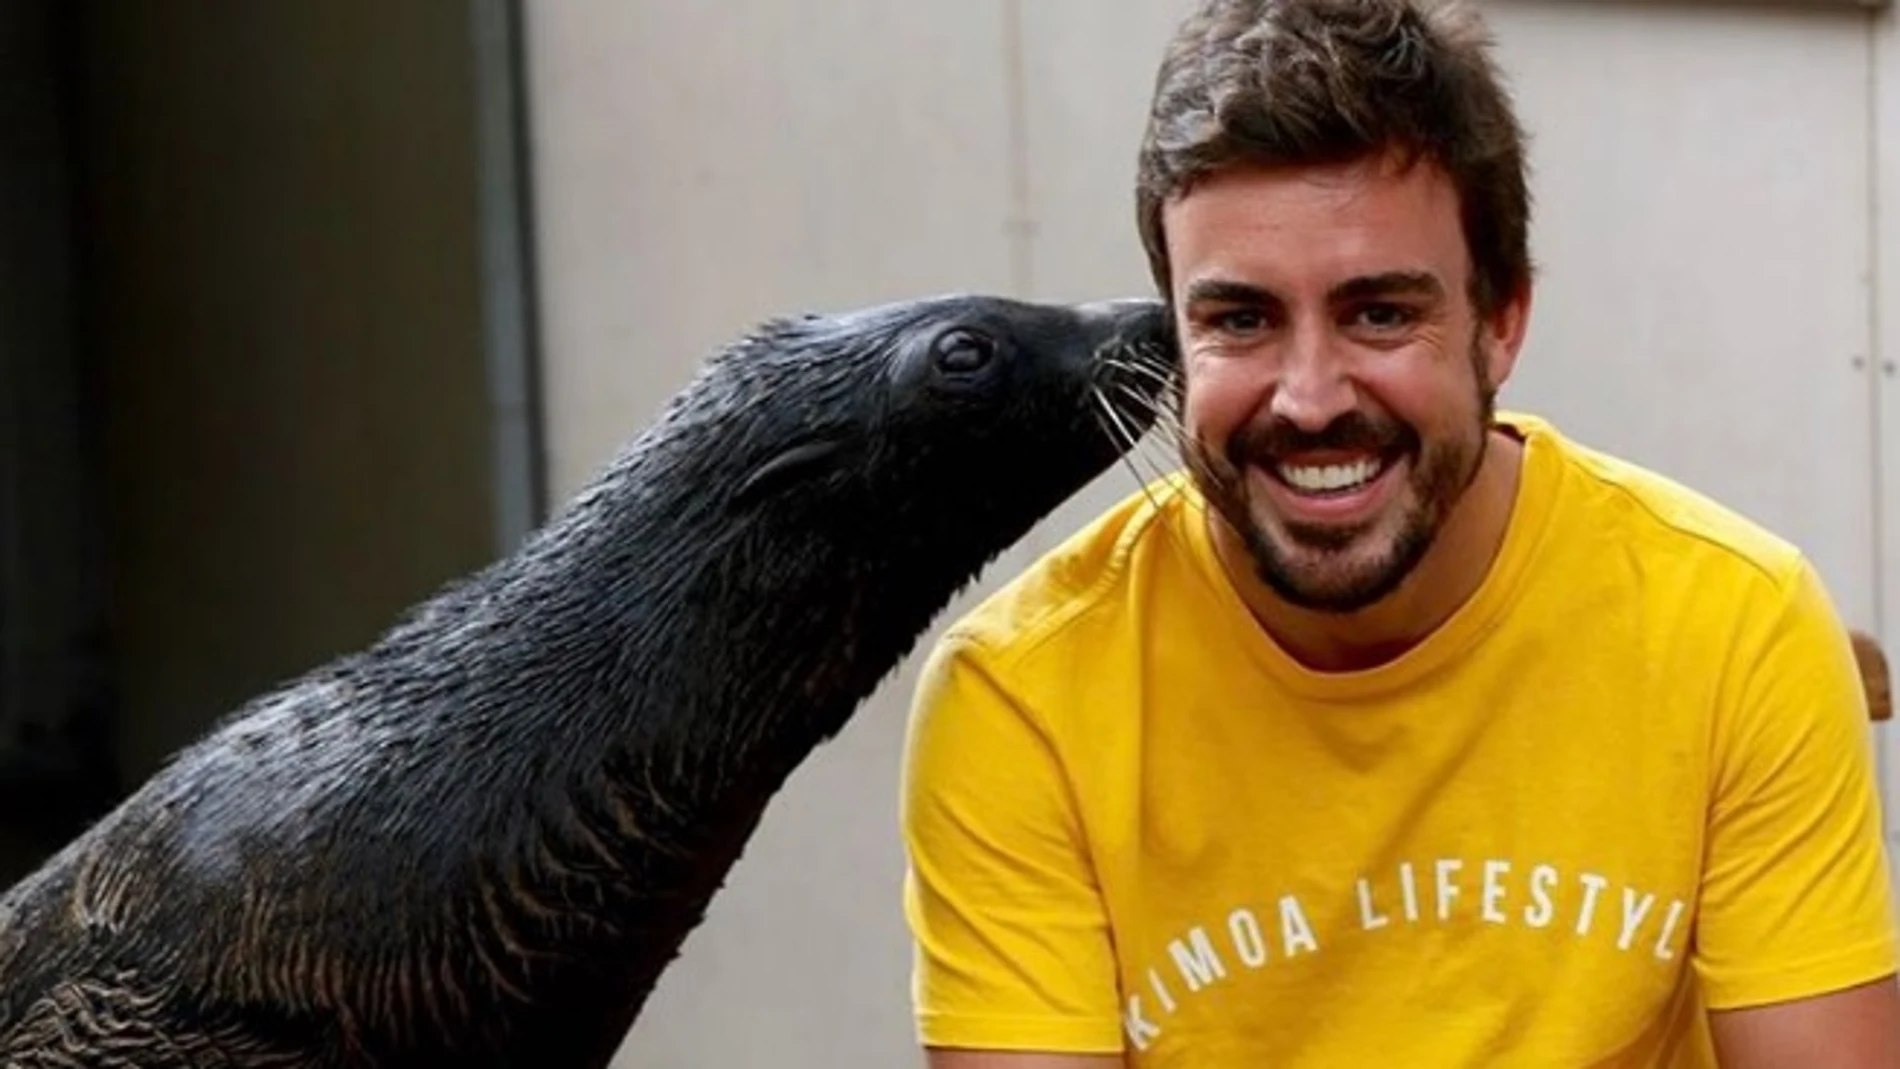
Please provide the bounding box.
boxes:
[520,1,1900,1064]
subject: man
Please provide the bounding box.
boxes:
[898,0,1900,1065]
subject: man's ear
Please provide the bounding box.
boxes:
[1482,282,1533,389]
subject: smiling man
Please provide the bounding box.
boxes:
[898,0,1900,1066]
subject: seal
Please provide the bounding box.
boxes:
[0,292,1177,1069]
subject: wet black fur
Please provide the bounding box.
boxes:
[0,294,1175,1068]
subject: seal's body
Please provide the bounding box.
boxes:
[0,294,1175,1068]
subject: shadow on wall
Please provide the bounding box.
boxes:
[0,0,531,883]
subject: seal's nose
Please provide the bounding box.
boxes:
[1076,296,1175,365]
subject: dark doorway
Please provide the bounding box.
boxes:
[0,0,544,884]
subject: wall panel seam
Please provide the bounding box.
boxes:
[471,0,550,553]
[1002,0,1035,297]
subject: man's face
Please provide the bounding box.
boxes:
[1161,152,1524,614]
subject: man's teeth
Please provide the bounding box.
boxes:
[1278,457,1384,493]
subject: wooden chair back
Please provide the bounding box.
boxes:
[1852,630,1891,723]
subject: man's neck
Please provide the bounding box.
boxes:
[1213,426,1526,674]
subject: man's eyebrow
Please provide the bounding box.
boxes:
[1181,272,1444,309]
[1328,271,1445,303]
[1182,278,1276,307]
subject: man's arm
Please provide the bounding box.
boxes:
[1695,566,1900,1060]
[925,1051,1124,1068]
[1708,976,1900,1068]
[900,633,1127,1062]
[1703,632,1900,1066]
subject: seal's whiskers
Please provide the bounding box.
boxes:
[1088,386,1165,515]
[1106,374,1187,481]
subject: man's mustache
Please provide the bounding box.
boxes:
[1226,411,1419,469]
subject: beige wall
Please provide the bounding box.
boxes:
[1880,0,1900,750]
[521,1,1900,1064]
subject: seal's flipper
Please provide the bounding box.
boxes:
[1,977,310,1068]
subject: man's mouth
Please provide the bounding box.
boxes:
[1265,450,1403,498]
[1222,413,1417,522]
[1273,455,1390,495]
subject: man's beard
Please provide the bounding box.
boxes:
[1184,350,1497,616]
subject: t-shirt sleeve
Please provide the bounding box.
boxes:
[1694,556,1900,1009]
[898,631,1126,1054]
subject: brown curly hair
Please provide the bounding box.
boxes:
[1134,0,1534,317]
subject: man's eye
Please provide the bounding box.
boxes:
[1212,309,1267,334]
[1353,303,1414,330]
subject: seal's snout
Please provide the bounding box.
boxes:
[1072,296,1176,400]
[1076,296,1172,357]
[1056,296,1178,453]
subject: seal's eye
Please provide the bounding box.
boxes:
[931,329,996,375]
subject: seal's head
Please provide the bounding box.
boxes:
[711,294,1171,542]
[640,293,1176,674]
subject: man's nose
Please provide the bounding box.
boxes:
[1267,328,1357,432]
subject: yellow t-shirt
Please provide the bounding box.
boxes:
[900,411,1897,1067]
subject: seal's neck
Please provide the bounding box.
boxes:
[352,425,924,1060]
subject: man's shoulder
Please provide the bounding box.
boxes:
[936,475,1194,668]
[1518,411,1809,590]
